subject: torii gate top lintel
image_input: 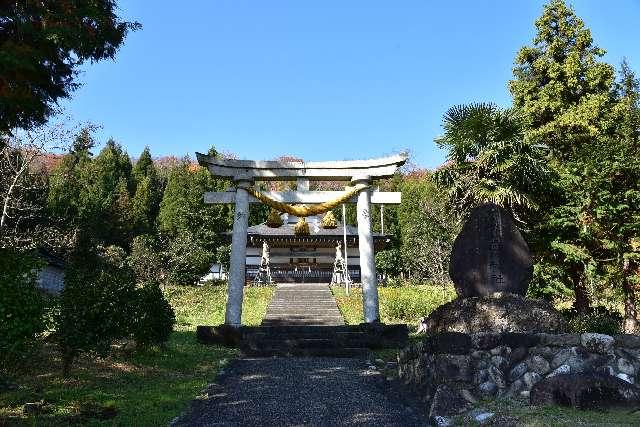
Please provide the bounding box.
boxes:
[195,152,407,181]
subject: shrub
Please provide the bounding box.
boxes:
[376,249,402,279]
[565,307,622,335]
[132,281,176,348]
[166,234,213,285]
[0,249,45,372]
[215,244,231,272]
[55,245,138,374]
[129,234,166,282]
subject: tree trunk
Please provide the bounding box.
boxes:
[622,259,638,333]
[570,265,591,313]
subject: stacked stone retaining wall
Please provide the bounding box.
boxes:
[398,332,640,404]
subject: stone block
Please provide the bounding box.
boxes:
[491,355,509,372]
[509,362,528,381]
[478,381,498,396]
[422,293,567,334]
[523,372,542,389]
[531,373,640,410]
[617,373,634,384]
[547,364,571,377]
[618,357,635,376]
[501,332,539,348]
[614,334,640,349]
[509,346,528,365]
[423,332,472,355]
[581,333,614,354]
[488,365,506,388]
[526,355,551,376]
[537,333,580,347]
[471,333,502,350]
[433,354,473,383]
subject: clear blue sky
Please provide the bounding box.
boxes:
[61,1,640,169]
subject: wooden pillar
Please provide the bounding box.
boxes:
[353,176,380,323]
[225,178,252,326]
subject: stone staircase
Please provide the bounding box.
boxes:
[261,283,345,326]
[241,283,368,357]
[241,325,371,358]
[197,283,409,358]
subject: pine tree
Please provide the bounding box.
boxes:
[48,126,96,226]
[131,147,162,234]
[509,0,617,312]
[78,139,133,246]
[158,149,232,253]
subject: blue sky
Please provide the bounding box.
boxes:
[62,1,640,169]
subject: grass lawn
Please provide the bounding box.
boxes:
[457,397,640,426]
[331,284,456,328]
[0,284,274,426]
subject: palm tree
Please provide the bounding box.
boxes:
[433,103,547,222]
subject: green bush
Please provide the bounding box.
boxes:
[376,249,402,278]
[56,245,139,374]
[129,234,166,282]
[132,281,176,348]
[0,249,45,372]
[166,234,213,285]
[565,307,622,335]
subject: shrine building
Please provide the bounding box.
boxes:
[244,212,390,283]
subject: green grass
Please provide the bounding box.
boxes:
[0,283,274,426]
[331,283,455,328]
[454,398,640,426]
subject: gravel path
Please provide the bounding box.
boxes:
[173,357,428,426]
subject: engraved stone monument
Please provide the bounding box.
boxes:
[449,203,533,298]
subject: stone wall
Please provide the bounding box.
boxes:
[398,332,640,404]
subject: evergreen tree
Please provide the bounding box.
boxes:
[158,151,231,253]
[78,139,134,246]
[47,126,96,227]
[509,0,617,312]
[586,61,640,330]
[397,176,459,282]
[0,1,139,131]
[131,147,162,234]
[132,176,154,235]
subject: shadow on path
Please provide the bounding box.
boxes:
[173,357,427,426]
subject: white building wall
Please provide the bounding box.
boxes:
[36,265,65,295]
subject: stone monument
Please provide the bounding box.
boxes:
[449,203,533,297]
[421,202,566,334]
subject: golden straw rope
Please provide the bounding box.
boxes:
[236,184,369,217]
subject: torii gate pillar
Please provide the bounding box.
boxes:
[226,178,252,326]
[353,176,379,322]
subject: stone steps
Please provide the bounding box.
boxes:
[242,283,367,357]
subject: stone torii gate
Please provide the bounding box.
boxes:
[196,153,406,327]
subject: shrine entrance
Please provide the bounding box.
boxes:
[197,153,406,326]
